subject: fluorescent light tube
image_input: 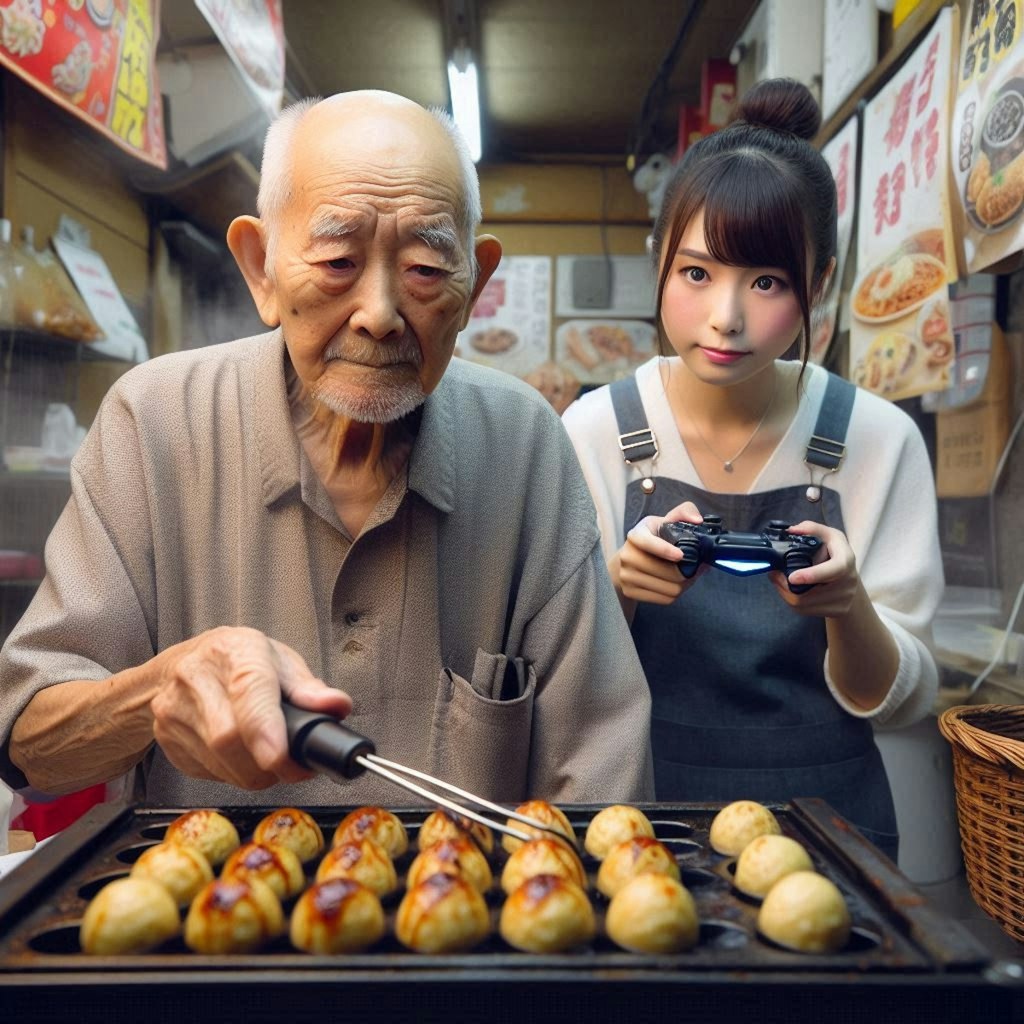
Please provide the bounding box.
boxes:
[447,57,482,162]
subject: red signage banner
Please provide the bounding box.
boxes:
[0,0,166,168]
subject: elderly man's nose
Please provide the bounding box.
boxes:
[350,267,404,338]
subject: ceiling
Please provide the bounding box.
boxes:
[159,0,759,168]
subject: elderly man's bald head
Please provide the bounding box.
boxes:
[257,91,481,276]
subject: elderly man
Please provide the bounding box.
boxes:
[0,92,654,808]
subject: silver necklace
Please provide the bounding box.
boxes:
[670,363,778,473]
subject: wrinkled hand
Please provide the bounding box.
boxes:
[612,501,706,605]
[770,521,860,617]
[150,626,352,790]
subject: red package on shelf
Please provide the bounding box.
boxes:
[12,785,107,841]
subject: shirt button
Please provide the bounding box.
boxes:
[344,612,360,626]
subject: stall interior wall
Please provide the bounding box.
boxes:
[0,78,149,645]
[2,79,149,426]
[479,161,653,350]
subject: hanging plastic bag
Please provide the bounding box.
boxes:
[18,226,103,342]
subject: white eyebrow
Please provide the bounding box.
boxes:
[412,222,461,262]
[308,210,361,242]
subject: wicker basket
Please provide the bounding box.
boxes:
[938,704,1024,944]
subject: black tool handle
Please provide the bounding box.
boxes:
[282,702,375,781]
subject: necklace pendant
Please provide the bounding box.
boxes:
[723,461,734,472]
[806,484,822,503]
[641,477,656,495]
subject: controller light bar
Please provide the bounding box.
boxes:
[716,559,772,575]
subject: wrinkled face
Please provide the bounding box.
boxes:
[268,104,476,422]
[660,208,805,385]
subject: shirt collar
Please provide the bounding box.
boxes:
[251,329,459,514]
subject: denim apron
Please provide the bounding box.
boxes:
[610,373,899,861]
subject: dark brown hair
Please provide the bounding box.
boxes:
[651,79,837,369]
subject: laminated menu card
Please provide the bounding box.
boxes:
[813,116,858,365]
[851,8,959,402]
[951,0,1024,272]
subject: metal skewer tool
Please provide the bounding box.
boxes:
[283,702,580,850]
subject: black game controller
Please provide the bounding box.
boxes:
[658,516,822,594]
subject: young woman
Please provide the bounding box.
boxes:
[562,79,942,860]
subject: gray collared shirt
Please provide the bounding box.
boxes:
[0,331,654,807]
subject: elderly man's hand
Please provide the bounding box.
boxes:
[150,626,352,789]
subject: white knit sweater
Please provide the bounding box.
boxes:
[563,356,943,729]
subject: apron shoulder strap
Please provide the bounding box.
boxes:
[609,375,658,465]
[805,372,856,471]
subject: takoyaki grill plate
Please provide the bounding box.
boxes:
[0,799,1019,1024]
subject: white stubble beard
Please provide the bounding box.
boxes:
[310,335,430,424]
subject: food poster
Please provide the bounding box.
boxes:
[455,254,561,392]
[0,0,166,168]
[554,319,658,386]
[813,116,859,365]
[952,0,1024,272]
[195,0,284,119]
[851,8,958,402]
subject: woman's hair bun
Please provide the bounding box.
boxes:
[732,78,821,140]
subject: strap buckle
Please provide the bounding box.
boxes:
[804,434,846,472]
[618,428,658,464]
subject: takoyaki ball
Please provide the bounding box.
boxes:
[130,840,213,907]
[406,837,494,895]
[605,874,699,954]
[501,837,587,895]
[165,809,240,867]
[584,805,656,860]
[395,872,491,953]
[708,800,781,857]
[501,800,575,854]
[289,878,385,954]
[184,877,284,954]
[80,877,180,954]
[254,807,325,863]
[417,808,494,855]
[332,806,408,859]
[221,841,306,901]
[499,874,596,953]
[315,839,398,896]
[757,870,851,953]
[734,834,814,900]
[596,837,680,899]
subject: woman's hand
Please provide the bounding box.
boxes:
[609,501,705,606]
[770,521,861,617]
[150,626,352,790]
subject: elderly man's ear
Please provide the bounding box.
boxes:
[227,215,281,327]
[463,235,502,329]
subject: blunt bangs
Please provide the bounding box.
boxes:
[700,152,809,291]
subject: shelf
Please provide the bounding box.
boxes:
[0,578,42,590]
[0,469,71,483]
[1,327,136,364]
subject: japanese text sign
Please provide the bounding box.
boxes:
[952,0,1024,271]
[813,116,859,365]
[0,0,165,168]
[851,8,957,402]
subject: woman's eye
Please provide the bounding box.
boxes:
[684,267,707,282]
[753,275,778,291]
[325,257,353,271]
